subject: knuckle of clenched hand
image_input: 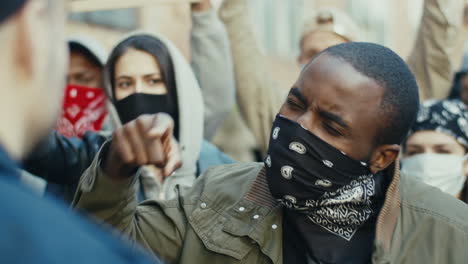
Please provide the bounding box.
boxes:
[127,120,138,131]
[152,132,162,139]
[154,158,165,167]
[136,116,148,129]
[122,154,135,164]
[136,157,147,166]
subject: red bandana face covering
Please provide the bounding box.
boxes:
[56,84,108,138]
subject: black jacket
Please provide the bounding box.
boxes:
[23,131,108,201]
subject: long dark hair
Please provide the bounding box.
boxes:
[106,34,178,112]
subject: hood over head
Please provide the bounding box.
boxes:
[103,32,204,177]
[68,35,108,67]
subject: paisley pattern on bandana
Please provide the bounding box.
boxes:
[308,175,374,240]
[56,85,108,138]
[266,115,378,241]
[277,175,375,241]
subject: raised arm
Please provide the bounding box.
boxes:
[407,0,467,100]
[190,0,236,140]
[73,114,186,263]
[219,0,286,156]
[73,153,185,263]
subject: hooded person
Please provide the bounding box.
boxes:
[402,99,468,201]
[20,36,110,195]
[98,32,233,200]
[56,36,111,138]
[102,32,200,200]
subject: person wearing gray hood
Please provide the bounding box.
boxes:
[103,32,233,200]
[24,1,235,201]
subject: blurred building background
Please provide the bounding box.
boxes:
[69,0,463,89]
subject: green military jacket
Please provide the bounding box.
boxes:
[73,157,468,264]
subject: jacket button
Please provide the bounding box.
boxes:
[272,224,278,229]
[200,202,207,209]
[252,214,260,220]
[238,207,245,212]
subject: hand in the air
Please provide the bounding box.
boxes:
[103,113,182,181]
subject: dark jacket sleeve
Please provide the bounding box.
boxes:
[23,130,108,198]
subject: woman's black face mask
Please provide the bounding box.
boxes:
[115,93,179,139]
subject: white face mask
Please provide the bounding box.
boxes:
[401,153,467,197]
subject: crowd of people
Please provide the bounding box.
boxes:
[2,0,468,263]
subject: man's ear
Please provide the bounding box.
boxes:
[368,144,400,174]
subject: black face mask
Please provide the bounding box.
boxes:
[265,115,378,241]
[115,93,179,139]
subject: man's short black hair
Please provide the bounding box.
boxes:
[318,42,420,145]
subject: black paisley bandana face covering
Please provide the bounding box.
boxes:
[265,115,377,241]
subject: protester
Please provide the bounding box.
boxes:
[0,0,159,262]
[214,7,362,163]
[102,32,233,200]
[74,42,468,263]
[56,37,110,138]
[24,0,235,201]
[402,99,468,202]
[216,0,467,158]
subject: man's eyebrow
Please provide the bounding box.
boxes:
[289,87,308,106]
[318,110,350,130]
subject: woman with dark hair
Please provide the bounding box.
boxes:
[106,35,180,139]
[99,32,233,200]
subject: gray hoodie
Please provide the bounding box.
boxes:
[103,32,205,200]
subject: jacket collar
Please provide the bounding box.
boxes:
[235,162,402,256]
[375,161,401,251]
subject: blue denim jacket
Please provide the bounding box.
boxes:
[0,146,156,263]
